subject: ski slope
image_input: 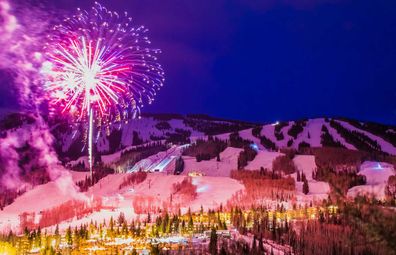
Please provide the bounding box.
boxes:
[292,155,330,202]
[347,161,395,199]
[245,151,283,171]
[336,120,396,155]
[182,147,243,177]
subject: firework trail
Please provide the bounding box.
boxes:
[42,2,165,177]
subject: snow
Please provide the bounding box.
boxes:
[245,151,283,171]
[3,182,77,215]
[131,173,244,212]
[337,120,396,155]
[260,124,277,144]
[69,171,89,182]
[56,173,244,230]
[347,184,388,200]
[292,155,330,202]
[293,119,322,148]
[359,161,395,185]
[61,117,396,164]
[0,171,88,232]
[213,131,231,141]
[238,128,265,150]
[295,181,330,198]
[347,161,395,199]
[87,173,130,196]
[258,119,360,150]
[61,116,206,154]
[0,170,244,232]
[262,122,294,148]
[101,141,165,165]
[5,115,396,234]
[262,119,356,150]
[116,117,203,149]
[239,234,291,255]
[67,156,89,168]
[128,145,188,172]
[182,147,243,177]
[293,155,316,181]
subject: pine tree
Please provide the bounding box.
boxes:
[66,226,73,245]
[73,227,80,248]
[209,228,218,255]
[54,225,59,236]
[54,225,60,249]
[251,235,257,255]
[219,245,227,255]
[109,216,115,237]
[258,234,265,253]
[187,207,194,232]
[122,221,128,235]
[303,179,309,195]
[174,157,184,174]
[301,172,307,182]
[151,244,160,255]
[36,227,41,247]
[118,212,126,225]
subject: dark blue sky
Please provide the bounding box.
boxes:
[3,0,396,124]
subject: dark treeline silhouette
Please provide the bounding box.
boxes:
[118,171,147,190]
[251,126,277,150]
[183,137,227,161]
[228,170,295,208]
[287,120,306,139]
[321,125,346,148]
[237,145,257,170]
[329,120,382,153]
[341,118,396,147]
[272,155,296,175]
[75,166,114,192]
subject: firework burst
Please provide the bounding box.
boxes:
[42,2,165,125]
[41,2,165,177]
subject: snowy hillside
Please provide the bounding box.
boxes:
[181,147,244,177]
[52,113,256,160]
[292,155,330,202]
[347,161,396,199]
[0,172,244,232]
[1,113,396,234]
[50,114,396,165]
[255,118,396,154]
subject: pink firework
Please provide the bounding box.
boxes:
[42,2,165,124]
[41,2,165,177]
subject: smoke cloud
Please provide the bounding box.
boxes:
[0,1,86,201]
[0,0,50,108]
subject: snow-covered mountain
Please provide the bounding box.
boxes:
[52,113,257,161]
[53,114,396,163]
[1,113,396,233]
[253,118,396,154]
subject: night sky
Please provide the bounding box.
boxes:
[2,0,396,124]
